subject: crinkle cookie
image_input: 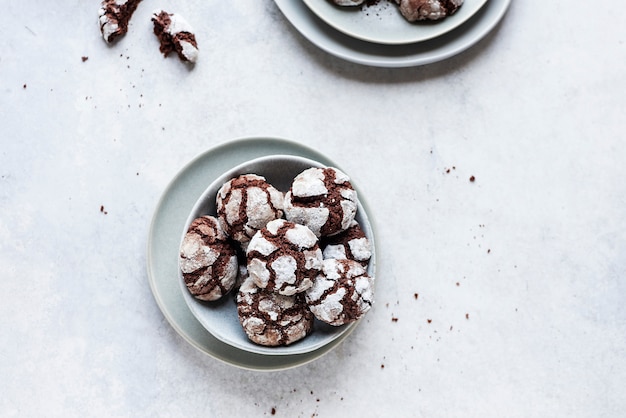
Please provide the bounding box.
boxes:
[216,174,284,247]
[321,220,372,266]
[179,216,238,301]
[98,0,143,44]
[246,219,322,296]
[284,167,358,237]
[396,0,464,22]
[151,10,199,63]
[237,276,314,346]
[306,259,374,326]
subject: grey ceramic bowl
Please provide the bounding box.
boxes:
[178,154,376,356]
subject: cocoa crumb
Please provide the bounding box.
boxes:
[465,313,469,319]
[23,84,27,89]
[414,293,419,300]
[487,249,491,253]
[469,176,476,182]
[456,282,460,286]
[81,56,88,62]
[427,319,432,324]
[271,407,276,415]
[391,317,398,322]
[381,364,385,369]
[100,205,108,215]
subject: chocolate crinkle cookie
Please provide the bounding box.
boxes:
[98,0,143,43]
[151,10,199,63]
[237,276,314,347]
[246,219,322,296]
[179,216,238,301]
[395,0,464,22]
[284,167,358,237]
[306,259,374,326]
[321,220,372,266]
[217,174,284,248]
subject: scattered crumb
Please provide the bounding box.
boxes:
[427,319,432,324]
[487,249,491,254]
[456,282,460,286]
[413,293,419,300]
[391,317,398,322]
[81,56,88,62]
[469,175,476,182]
[271,407,276,415]
[23,84,27,89]
[100,205,108,215]
[465,313,469,319]
[381,364,385,369]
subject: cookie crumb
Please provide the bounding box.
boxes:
[465,313,469,319]
[413,293,419,300]
[427,319,432,324]
[81,56,89,62]
[391,317,398,322]
[100,205,108,215]
[469,175,475,182]
[23,84,27,89]
[271,407,276,415]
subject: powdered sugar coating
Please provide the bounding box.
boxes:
[216,174,284,246]
[321,220,372,266]
[179,216,238,301]
[284,167,358,237]
[237,277,314,346]
[306,259,374,326]
[246,219,322,296]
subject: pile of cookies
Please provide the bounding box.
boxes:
[179,166,375,347]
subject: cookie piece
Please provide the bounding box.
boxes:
[179,216,238,301]
[321,220,372,266]
[306,259,374,326]
[98,0,143,43]
[396,0,463,22]
[246,219,322,296]
[284,167,358,237]
[237,276,314,346]
[217,174,284,247]
[151,10,199,63]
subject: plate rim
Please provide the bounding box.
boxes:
[146,136,377,370]
[301,0,489,45]
[273,0,512,68]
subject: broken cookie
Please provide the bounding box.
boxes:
[151,10,199,63]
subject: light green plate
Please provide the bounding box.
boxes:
[146,137,375,370]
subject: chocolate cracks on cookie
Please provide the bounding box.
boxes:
[98,0,143,43]
[284,167,358,237]
[306,259,374,326]
[179,216,238,301]
[321,220,372,267]
[217,174,285,248]
[246,219,322,296]
[237,276,314,346]
[151,10,199,63]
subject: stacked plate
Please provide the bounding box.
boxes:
[147,138,377,370]
[274,0,512,67]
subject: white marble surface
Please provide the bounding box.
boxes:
[1,0,625,416]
